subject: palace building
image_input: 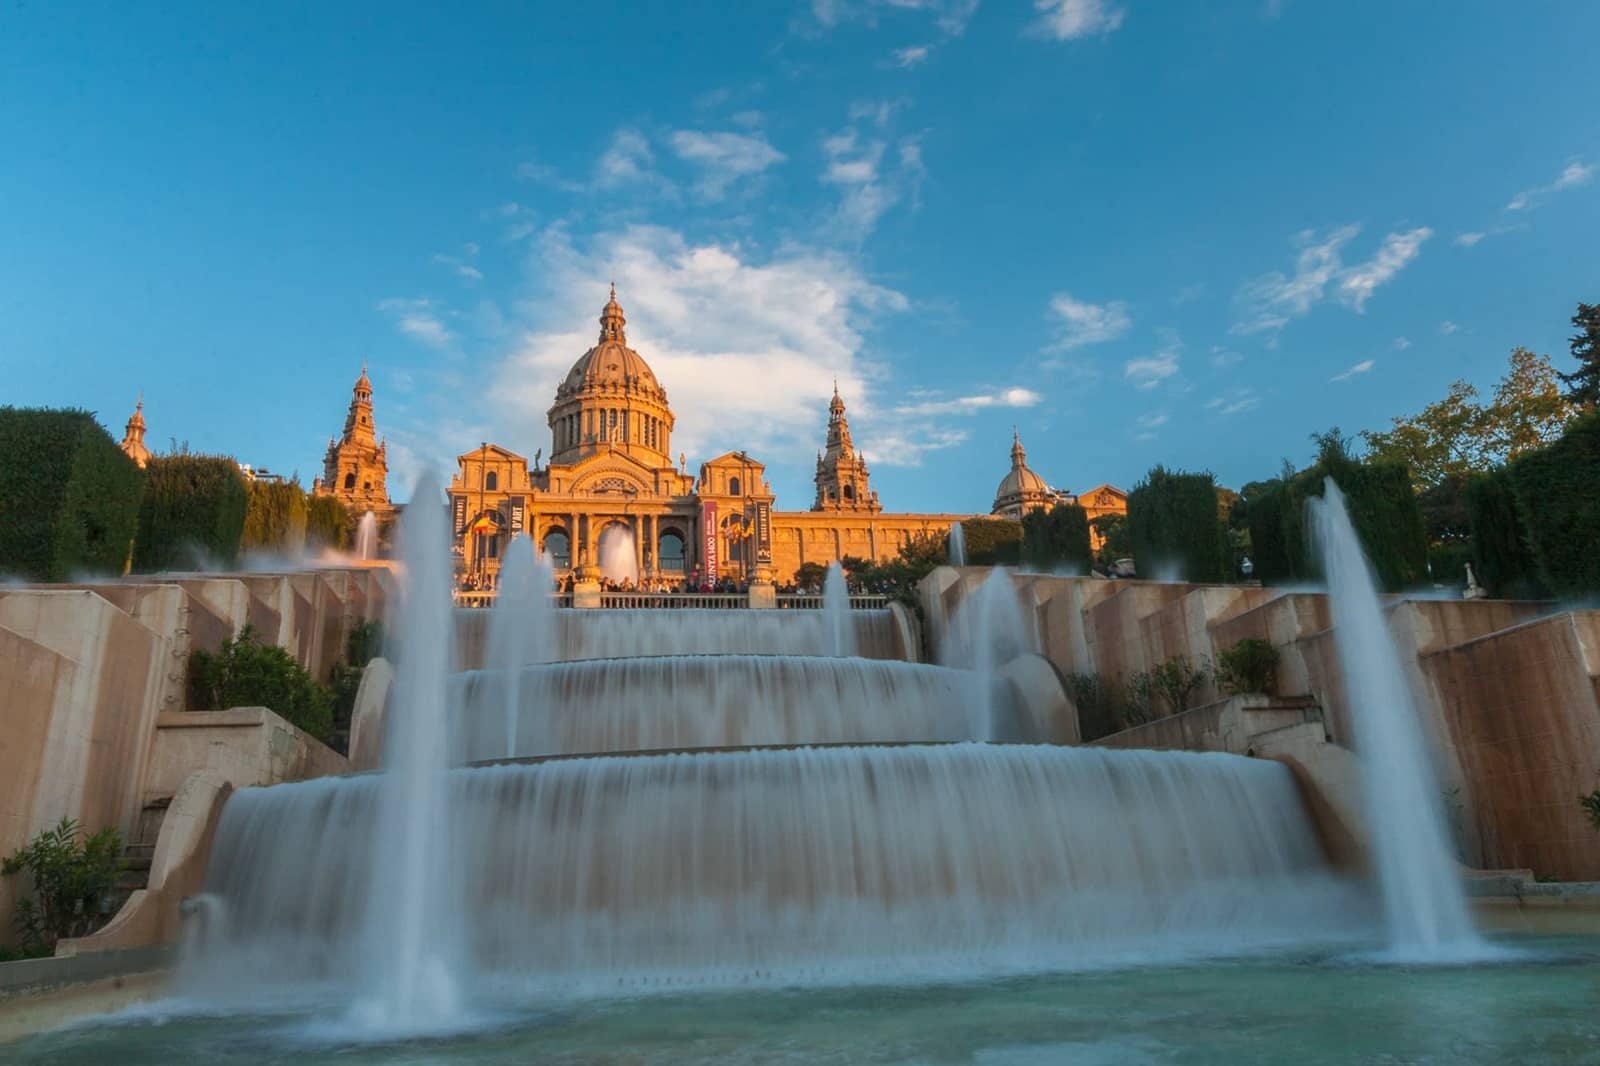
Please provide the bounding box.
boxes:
[318,287,1126,583]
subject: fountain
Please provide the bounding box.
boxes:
[947,523,966,566]
[822,560,853,657]
[483,534,555,759]
[355,510,378,560]
[597,524,639,584]
[1308,479,1483,960]
[940,567,1037,739]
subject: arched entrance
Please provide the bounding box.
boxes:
[596,521,639,583]
[542,527,571,570]
[657,528,686,572]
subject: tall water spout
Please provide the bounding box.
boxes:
[350,470,465,1032]
[356,510,378,560]
[942,568,1036,740]
[1309,479,1482,960]
[486,534,554,759]
[823,561,853,657]
[598,525,639,584]
[948,523,967,566]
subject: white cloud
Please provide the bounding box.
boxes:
[1329,358,1375,383]
[1392,336,1411,350]
[892,44,931,67]
[1047,292,1131,350]
[857,427,970,467]
[1030,0,1125,41]
[379,298,454,348]
[1124,332,1182,390]
[847,98,907,128]
[491,224,909,471]
[1508,160,1594,211]
[488,202,539,242]
[1234,224,1430,334]
[1454,231,1485,248]
[1136,412,1169,430]
[595,128,659,188]
[1205,388,1261,416]
[1210,347,1244,368]
[821,126,904,235]
[892,386,1043,417]
[1440,320,1459,335]
[432,244,483,282]
[1337,227,1432,311]
[808,0,979,37]
[668,129,786,198]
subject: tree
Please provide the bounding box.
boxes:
[1361,381,1489,491]
[1090,513,1130,569]
[793,561,828,591]
[1559,301,1600,408]
[1488,347,1575,457]
[1021,502,1092,572]
[1126,466,1227,582]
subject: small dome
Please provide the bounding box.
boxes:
[994,464,1049,504]
[557,287,666,400]
[992,429,1058,514]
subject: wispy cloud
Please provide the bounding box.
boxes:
[595,128,662,189]
[1030,0,1125,41]
[820,125,906,236]
[488,202,539,242]
[1046,292,1131,350]
[892,386,1043,417]
[668,129,785,198]
[1136,412,1169,429]
[1206,388,1261,415]
[1392,336,1411,350]
[892,44,931,67]
[1124,331,1182,390]
[1329,358,1375,382]
[1454,231,1485,248]
[1234,224,1431,334]
[379,298,454,348]
[1440,320,1459,335]
[1507,161,1593,211]
[808,0,979,38]
[432,244,483,282]
[1210,346,1244,368]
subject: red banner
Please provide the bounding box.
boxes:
[700,501,719,590]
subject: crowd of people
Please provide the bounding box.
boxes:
[452,569,893,599]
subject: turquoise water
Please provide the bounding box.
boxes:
[12,935,1600,1064]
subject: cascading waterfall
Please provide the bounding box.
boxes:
[1309,480,1483,961]
[185,744,1362,1000]
[356,510,378,560]
[485,535,554,759]
[941,568,1037,739]
[453,656,1016,759]
[347,471,466,1033]
[823,561,853,657]
[948,523,966,566]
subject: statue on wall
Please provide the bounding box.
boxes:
[679,452,687,474]
[534,448,542,471]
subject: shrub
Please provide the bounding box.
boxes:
[1582,788,1600,831]
[1126,466,1227,582]
[188,625,334,741]
[1508,409,1600,597]
[242,479,310,557]
[1466,469,1545,599]
[1021,502,1092,573]
[305,494,352,552]
[1065,672,1119,742]
[1214,638,1279,695]
[959,517,1022,566]
[131,454,250,572]
[2,818,124,955]
[329,621,385,751]
[0,408,145,581]
[1151,654,1208,714]
[1122,670,1157,727]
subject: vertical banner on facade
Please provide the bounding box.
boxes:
[700,500,719,590]
[510,496,525,534]
[452,495,468,536]
[755,501,772,565]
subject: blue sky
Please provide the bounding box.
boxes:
[3,1,1598,509]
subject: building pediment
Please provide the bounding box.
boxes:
[566,450,663,495]
[456,443,527,464]
[700,450,767,472]
[1077,483,1128,507]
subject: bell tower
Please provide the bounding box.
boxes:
[315,362,390,509]
[812,382,881,513]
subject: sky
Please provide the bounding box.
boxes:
[3,1,1598,510]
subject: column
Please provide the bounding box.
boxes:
[570,511,580,567]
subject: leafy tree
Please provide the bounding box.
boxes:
[1090,513,1130,569]
[1362,381,1489,490]
[1560,301,1600,409]
[839,532,949,612]
[242,479,309,556]
[188,624,334,741]
[1488,347,1575,457]
[958,517,1022,565]
[1126,466,1227,582]
[132,454,249,571]
[1021,501,1092,572]
[793,561,828,591]
[2,818,124,956]
[305,494,352,551]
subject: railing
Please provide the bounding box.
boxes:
[776,594,890,610]
[453,592,571,609]
[452,590,891,609]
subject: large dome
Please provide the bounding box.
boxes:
[555,287,667,402]
[994,464,1050,504]
[992,430,1058,515]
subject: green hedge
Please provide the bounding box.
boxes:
[1021,502,1092,572]
[305,494,352,552]
[1465,470,1537,597]
[188,625,333,741]
[1267,454,1428,591]
[131,455,249,572]
[242,480,309,557]
[959,517,1022,566]
[1508,409,1600,597]
[1126,466,1227,582]
[1243,483,1293,584]
[0,408,144,581]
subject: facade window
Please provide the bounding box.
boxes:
[543,530,571,569]
[729,476,741,496]
[363,481,372,491]
[485,471,498,491]
[658,531,685,571]
[843,484,854,501]
[344,472,356,490]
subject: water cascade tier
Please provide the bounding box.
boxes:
[457,607,903,666]
[452,656,1019,760]
[185,744,1359,996]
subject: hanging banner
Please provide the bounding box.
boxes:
[452,495,468,536]
[755,502,772,564]
[510,496,526,534]
[700,501,719,590]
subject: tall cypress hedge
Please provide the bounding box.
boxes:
[1465,469,1544,598]
[1126,466,1227,582]
[1508,409,1600,597]
[305,495,352,552]
[1243,483,1293,584]
[1271,453,1428,591]
[959,517,1022,565]
[132,455,250,571]
[242,480,310,557]
[1021,501,1092,572]
[0,408,145,581]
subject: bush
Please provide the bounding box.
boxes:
[1065,672,1119,742]
[1215,638,1279,695]
[305,494,352,552]
[131,454,250,572]
[2,818,124,955]
[1465,469,1544,598]
[959,517,1022,566]
[1509,409,1600,597]
[1582,788,1600,831]
[1126,466,1227,582]
[0,408,145,581]
[242,479,310,557]
[1021,502,1092,573]
[188,625,334,741]
[1151,654,1208,714]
